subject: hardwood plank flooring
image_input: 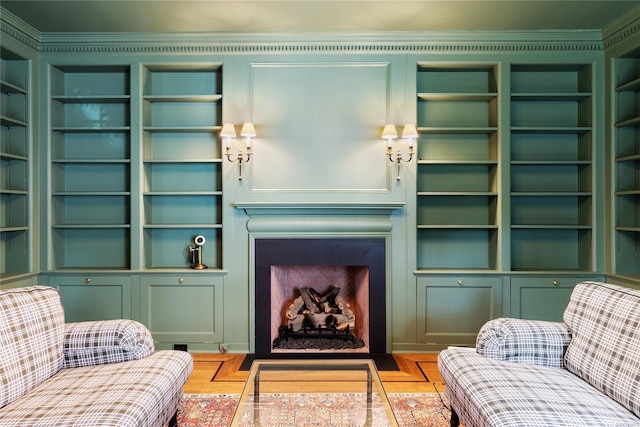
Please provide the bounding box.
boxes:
[184,353,445,395]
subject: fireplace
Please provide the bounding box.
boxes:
[254,238,386,354]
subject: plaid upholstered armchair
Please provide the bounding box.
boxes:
[438,281,640,427]
[0,286,193,426]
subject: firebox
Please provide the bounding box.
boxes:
[270,265,369,351]
[254,238,387,354]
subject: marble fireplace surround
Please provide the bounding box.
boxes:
[236,202,404,354]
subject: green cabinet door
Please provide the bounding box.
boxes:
[417,276,504,351]
[52,274,132,322]
[510,276,603,322]
[140,275,224,351]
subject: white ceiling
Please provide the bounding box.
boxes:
[2,0,639,34]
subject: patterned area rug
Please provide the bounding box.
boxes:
[177,392,453,426]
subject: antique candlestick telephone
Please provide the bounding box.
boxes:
[188,235,208,269]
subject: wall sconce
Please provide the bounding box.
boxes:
[222,122,255,180]
[382,124,416,180]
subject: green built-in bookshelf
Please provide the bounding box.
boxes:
[415,62,595,272]
[416,63,499,270]
[49,65,132,269]
[141,64,223,269]
[510,64,593,271]
[613,52,640,276]
[48,64,224,270]
[1,47,30,277]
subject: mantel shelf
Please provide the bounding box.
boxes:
[233,201,405,216]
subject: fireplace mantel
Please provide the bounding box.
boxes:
[234,201,405,233]
[233,201,404,216]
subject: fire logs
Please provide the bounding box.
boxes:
[286,286,355,332]
[273,285,364,351]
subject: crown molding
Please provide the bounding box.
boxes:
[602,5,640,49]
[0,8,40,50]
[36,30,604,53]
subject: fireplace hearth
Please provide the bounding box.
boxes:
[254,238,387,354]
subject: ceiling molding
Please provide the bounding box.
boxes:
[603,5,640,49]
[0,8,40,50]
[34,30,606,53]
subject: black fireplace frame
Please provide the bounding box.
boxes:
[254,238,387,354]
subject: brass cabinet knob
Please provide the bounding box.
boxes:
[85,278,91,283]
[457,280,463,286]
[552,280,559,286]
[178,278,184,284]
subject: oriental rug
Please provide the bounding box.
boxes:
[177,392,453,426]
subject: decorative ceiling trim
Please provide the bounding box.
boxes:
[37,39,604,53]
[27,28,604,53]
[0,9,40,50]
[602,8,640,49]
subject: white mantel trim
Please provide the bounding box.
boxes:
[234,201,405,216]
[235,202,405,234]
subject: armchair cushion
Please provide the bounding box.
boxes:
[476,317,571,368]
[63,319,154,369]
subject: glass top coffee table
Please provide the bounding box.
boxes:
[230,359,398,427]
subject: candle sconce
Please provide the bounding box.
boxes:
[221,122,256,180]
[382,124,417,180]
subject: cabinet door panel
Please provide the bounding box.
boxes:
[140,276,223,345]
[510,276,602,322]
[417,277,503,350]
[53,275,132,322]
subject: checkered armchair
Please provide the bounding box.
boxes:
[0,286,193,427]
[438,281,640,427]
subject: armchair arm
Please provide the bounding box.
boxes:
[62,319,154,369]
[476,317,571,368]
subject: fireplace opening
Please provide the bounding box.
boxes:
[255,238,386,354]
[270,265,369,352]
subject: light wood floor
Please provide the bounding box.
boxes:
[184,353,445,395]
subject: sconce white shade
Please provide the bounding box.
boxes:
[240,122,256,138]
[401,124,418,140]
[382,124,398,140]
[220,123,237,138]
